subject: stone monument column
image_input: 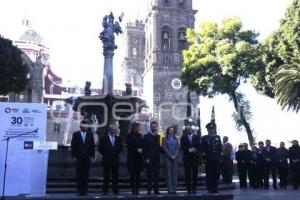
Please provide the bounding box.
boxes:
[102,49,114,95]
[99,12,123,95]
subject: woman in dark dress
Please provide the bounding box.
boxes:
[126,122,143,195]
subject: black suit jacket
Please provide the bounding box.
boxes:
[99,134,123,167]
[262,146,277,163]
[181,133,201,164]
[71,131,95,159]
[142,132,161,163]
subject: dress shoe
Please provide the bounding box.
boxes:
[192,190,197,194]
[154,191,161,195]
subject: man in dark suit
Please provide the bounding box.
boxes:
[256,141,265,188]
[289,140,300,189]
[201,122,222,193]
[236,144,248,188]
[180,124,201,194]
[71,121,95,196]
[142,121,161,195]
[99,124,123,195]
[262,139,278,189]
[277,142,289,189]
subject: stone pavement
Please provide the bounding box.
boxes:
[5,188,300,200]
[222,187,300,200]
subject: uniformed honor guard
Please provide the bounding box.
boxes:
[201,122,222,193]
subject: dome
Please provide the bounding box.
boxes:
[19,29,43,44]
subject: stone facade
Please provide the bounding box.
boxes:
[122,0,199,133]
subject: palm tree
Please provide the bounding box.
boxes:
[275,59,300,112]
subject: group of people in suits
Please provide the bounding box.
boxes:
[71,120,223,196]
[236,139,300,190]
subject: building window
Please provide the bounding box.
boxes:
[162,30,171,50]
[132,47,137,57]
[54,122,60,133]
[178,28,187,51]
[178,0,184,7]
[50,84,54,94]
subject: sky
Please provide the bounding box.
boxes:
[0,0,299,147]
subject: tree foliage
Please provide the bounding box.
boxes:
[0,35,29,95]
[275,59,300,112]
[181,17,261,145]
[252,0,300,97]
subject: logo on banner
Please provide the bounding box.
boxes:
[24,141,34,149]
[5,107,19,113]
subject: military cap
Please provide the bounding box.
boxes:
[205,121,216,129]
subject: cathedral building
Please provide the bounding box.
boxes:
[122,0,199,132]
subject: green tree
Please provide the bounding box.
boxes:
[252,0,300,97]
[275,59,300,112]
[181,17,261,145]
[0,35,29,95]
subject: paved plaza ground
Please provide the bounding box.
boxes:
[223,187,300,200]
[5,187,299,200]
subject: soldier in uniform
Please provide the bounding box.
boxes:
[277,142,289,189]
[201,122,222,193]
[289,140,300,189]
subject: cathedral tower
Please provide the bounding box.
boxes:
[143,0,198,131]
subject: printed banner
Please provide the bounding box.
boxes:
[0,103,47,197]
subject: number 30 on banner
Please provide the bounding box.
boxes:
[11,117,23,125]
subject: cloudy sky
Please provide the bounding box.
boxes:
[0,0,298,147]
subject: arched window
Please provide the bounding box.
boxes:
[178,0,184,8]
[162,28,171,51]
[178,28,187,51]
[132,47,137,57]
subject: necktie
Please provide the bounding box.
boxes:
[189,135,192,143]
[112,136,115,146]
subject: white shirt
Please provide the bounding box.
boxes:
[81,131,86,143]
